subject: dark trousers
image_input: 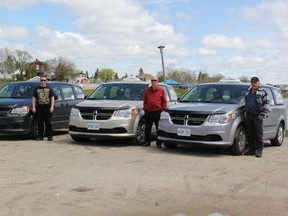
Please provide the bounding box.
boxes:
[37,110,52,138]
[144,110,161,144]
[245,115,264,150]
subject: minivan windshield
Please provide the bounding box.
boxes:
[180,84,248,104]
[0,82,39,99]
[87,83,149,100]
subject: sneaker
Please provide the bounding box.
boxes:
[48,137,53,141]
[156,144,162,148]
[255,148,263,158]
[142,142,151,147]
[36,137,43,141]
[243,149,255,155]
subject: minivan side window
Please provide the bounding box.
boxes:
[61,85,75,100]
[272,88,284,105]
[50,85,62,100]
[73,86,85,99]
[263,87,274,106]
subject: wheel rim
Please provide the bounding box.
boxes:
[238,130,246,151]
[277,125,284,143]
[136,123,145,143]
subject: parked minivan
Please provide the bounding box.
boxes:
[69,81,178,145]
[0,80,85,138]
[158,82,287,155]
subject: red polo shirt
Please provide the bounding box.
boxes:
[143,86,167,112]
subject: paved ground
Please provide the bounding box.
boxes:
[0,132,288,216]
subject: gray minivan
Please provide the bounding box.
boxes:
[0,81,85,138]
[69,81,178,145]
[158,82,287,155]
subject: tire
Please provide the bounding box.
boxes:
[229,125,246,155]
[270,123,284,146]
[70,135,90,142]
[29,119,38,139]
[130,120,145,145]
[164,143,178,149]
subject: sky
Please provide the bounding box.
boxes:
[1,0,288,84]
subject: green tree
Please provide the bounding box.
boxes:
[138,68,144,76]
[48,57,78,81]
[98,68,115,82]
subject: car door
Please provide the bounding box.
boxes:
[49,83,67,128]
[262,87,278,138]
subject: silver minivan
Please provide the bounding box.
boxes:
[158,82,287,155]
[69,81,177,144]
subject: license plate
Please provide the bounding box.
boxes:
[177,128,191,136]
[87,123,100,130]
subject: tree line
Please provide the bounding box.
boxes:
[1,47,250,84]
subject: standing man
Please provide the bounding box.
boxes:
[244,77,270,157]
[32,76,55,141]
[143,76,167,148]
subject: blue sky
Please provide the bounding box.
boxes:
[1,0,288,84]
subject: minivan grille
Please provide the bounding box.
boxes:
[79,108,114,120]
[0,108,10,117]
[169,112,209,126]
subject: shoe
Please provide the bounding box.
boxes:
[48,137,53,141]
[255,149,263,158]
[156,144,162,148]
[243,149,255,155]
[36,137,43,141]
[142,142,151,147]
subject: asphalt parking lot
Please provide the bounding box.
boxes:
[0,132,288,216]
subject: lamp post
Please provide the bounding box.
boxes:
[158,45,166,84]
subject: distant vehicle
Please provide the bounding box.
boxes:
[158,82,287,155]
[69,81,178,145]
[0,81,85,138]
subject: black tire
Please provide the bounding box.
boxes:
[29,118,38,139]
[270,123,284,146]
[229,125,246,155]
[164,143,178,149]
[130,120,145,145]
[70,135,90,142]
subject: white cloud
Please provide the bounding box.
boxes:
[0,23,29,39]
[197,47,216,56]
[227,55,264,65]
[202,34,246,50]
[243,0,288,39]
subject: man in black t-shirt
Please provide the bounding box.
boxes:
[32,76,55,141]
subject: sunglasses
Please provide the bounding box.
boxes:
[40,79,47,82]
[151,80,158,82]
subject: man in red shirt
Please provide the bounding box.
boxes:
[143,76,167,148]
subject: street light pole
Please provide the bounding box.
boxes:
[158,45,166,84]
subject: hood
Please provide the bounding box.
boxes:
[166,102,242,114]
[76,99,142,110]
[0,98,31,108]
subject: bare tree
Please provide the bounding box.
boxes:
[14,50,32,76]
[0,47,15,81]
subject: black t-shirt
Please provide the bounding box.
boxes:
[33,86,55,111]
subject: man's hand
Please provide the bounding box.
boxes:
[50,107,54,113]
[32,107,36,113]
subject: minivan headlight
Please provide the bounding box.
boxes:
[70,107,80,116]
[160,111,170,120]
[114,108,136,118]
[208,114,233,123]
[10,106,30,115]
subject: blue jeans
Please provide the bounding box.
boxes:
[245,115,264,150]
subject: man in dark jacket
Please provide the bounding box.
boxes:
[244,77,270,157]
[143,76,167,148]
[32,76,55,141]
